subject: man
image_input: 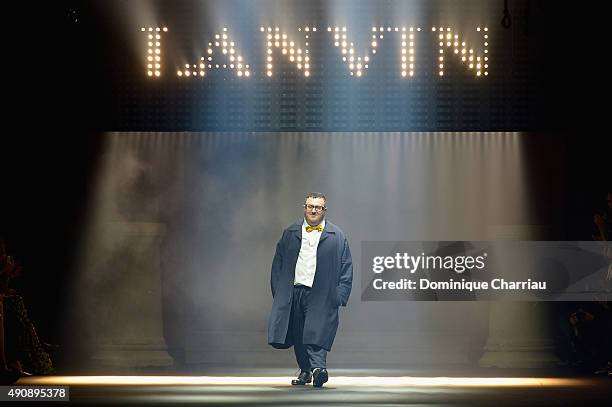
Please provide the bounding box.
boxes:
[267,192,353,387]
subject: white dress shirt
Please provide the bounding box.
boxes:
[293,218,325,287]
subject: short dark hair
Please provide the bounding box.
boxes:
[305,192,326,206]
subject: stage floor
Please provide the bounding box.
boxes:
[15,368,612,406]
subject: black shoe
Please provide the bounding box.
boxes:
[312,368,328,387]
[291,370,312,385]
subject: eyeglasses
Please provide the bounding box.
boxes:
[304,204,326,213]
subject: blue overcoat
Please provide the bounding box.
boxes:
[267,219,353,351]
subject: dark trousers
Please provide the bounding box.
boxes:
[290,285,327,371]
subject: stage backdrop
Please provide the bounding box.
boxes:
[69,132,565,367]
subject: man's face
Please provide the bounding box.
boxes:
[303,197,326,226]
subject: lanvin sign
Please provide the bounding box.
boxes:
[142,25,490,80]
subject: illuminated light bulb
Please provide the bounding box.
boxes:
[237,71,243,77]
[148,34,153,39]
[469,63,473,68]
[439,63,443,68]
[155,56,160,61]
[148,27,153,31]
[409,70,414,76]
[304,71,310,77]
[147,71,153,76]
[192,71,197,76]
[267,27,272,32]
[484,71,488,75]
[379,26,384,31]
[484,64,488,68]
[432,27,436,31]
[439,71,444,76]
[477,71,481,76]
[484,49,488,53]
[462,56,466,61]
[447,27,451,31]
[147,56,153,61]
[141,27,145,32]
[477,27,481,31]
[185,71,190,76]
[260,27,264,32]
[275,27,279,31]
[199,63,205,68]
[371,41,377,47]
[484,27,488,31]
[312,27,317,31]
[163,27,168,32]
[356,70,362,76]
[401,71,407,77]
[177,71,183,76]
[267,71,272,76]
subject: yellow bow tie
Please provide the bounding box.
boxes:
[305,224,323,233]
